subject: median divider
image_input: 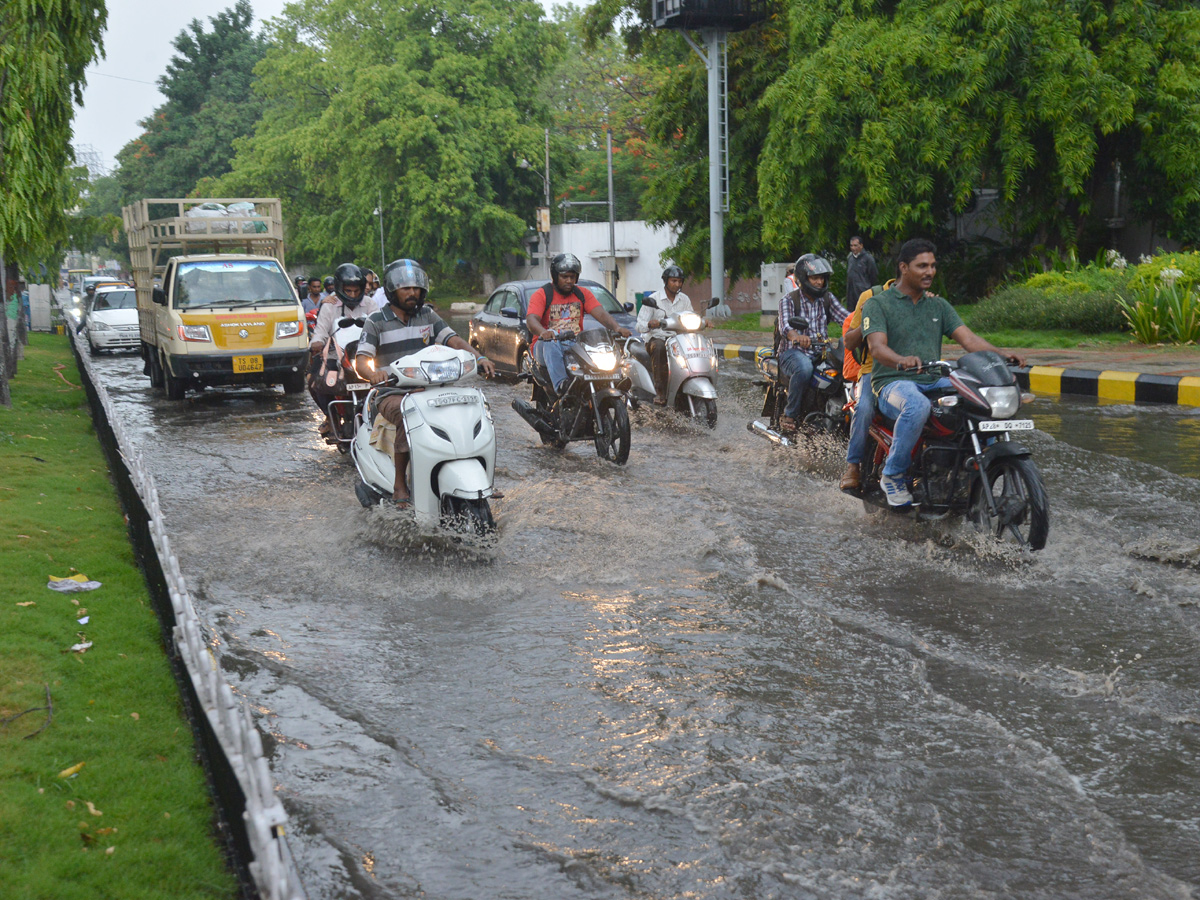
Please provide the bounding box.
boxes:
[65,315,305,900]
[714,341,1200,407]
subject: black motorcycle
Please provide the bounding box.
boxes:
[754,316,852,438]
[512,328,632,464]
[856,351,1049,550]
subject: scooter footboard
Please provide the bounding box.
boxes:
[437,458,493,500]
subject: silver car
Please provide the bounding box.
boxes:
[85,286,140,355]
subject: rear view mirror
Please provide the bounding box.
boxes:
[500,306,520,319]
[707,297,720,309]
[152,288,167,306]
[623,302,634,312]
[640,296,659,310]
[788,316,808,331]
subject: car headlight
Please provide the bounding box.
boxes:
[90,320,112,331]
[178,324,212,342]
[589,348,617,371]
[275,320,302,339]
[421,358,462,383]
[979,385,1020,418]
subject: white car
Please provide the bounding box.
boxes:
[85,286,140,355]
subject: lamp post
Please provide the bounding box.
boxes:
[373,190,385,274]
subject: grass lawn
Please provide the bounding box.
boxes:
[0,333,237,900]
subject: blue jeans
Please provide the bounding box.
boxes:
[875,377,953,477]
[534,338,568,393]
[778,349,815,420]
[846,372,873,465]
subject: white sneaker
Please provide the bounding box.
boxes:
[880,473,913,508]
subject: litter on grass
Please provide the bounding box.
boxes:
[48,574,101,593]
[67,641,93,654]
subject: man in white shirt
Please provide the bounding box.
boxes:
[636,265,704,405]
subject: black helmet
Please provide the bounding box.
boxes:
[383,258,429,308]
[550,253,582,279]
[332,263,367,308]
[323,276,335,291]
[662,265,684,282]
[795,253,833,299]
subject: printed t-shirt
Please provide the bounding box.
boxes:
[861,286,963,391]
[527,285,603,346]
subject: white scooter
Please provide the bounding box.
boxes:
[639,296,721,427]
[350,345,497,534]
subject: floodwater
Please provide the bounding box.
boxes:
[87,348,1200,900]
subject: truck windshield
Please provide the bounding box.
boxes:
[174,260,295,310]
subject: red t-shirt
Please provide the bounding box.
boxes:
[527,285,602,346]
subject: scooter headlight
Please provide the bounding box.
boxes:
[421,358,463,383]
[678,312,702,331]
[979,385,1020,418]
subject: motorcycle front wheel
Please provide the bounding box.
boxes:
[967,455,1049,550]
[594,397,631,464]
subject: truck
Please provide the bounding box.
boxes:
[122,198,307,399]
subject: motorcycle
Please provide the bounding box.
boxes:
[512,327,633,464]
[317,316,372,453]
[751,316,852,442]
[350,345,496,534]
[855,351,1049,550]
[638,296,721,427]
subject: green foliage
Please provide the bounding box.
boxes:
[1116,270,1200,344]
[0,0,106,266]
[1127,251,1200,290]
[971,285,1127,333]
[209,0,559,274]
[0,336,236,899]
[115,1,266,200]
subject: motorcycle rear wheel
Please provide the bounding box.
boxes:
[967,456,1049,550]
[594,397,631,464]
[533,386,568,449]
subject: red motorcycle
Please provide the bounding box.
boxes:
[856,351,1049,550]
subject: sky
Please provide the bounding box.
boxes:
[72,0,559,176]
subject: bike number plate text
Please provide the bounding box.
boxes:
[428,394,477,407]
[232,355,263,373]
[977,419,1034,432]
[345,382,370,391]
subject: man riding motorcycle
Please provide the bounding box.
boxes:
[637,264,705,405]
[863,238,1025,508]
[777,253,851,433]
[355,259,495,506]
[526,252,632,396]
[308,263,381,434]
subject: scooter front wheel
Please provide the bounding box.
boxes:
[440,495,496,535]
[594,397,631,464]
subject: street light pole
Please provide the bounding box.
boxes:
[374,190,385,274]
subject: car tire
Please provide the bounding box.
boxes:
[87,337,99,356]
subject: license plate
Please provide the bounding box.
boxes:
[345,382,370,391]
[977,418,1034,432]
[428,394,477,407]
[232,355,263,373]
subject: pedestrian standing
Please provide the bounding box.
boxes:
[845,236,878,308]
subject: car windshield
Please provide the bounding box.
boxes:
[174,260,295,309]
[586,284,623,314]
[91,290,136,311]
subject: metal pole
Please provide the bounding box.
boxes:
[544,128,552,277]
[704,29,725,303]
[377,190,385,273]
[607,128,617,295]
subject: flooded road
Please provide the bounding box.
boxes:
[88,349,1200,899]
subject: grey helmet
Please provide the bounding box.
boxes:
[662,264,684,282]
[550,253,582,279]
[383,258,429,308]
[795,253,833,299]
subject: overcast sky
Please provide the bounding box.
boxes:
[72,0,558,176]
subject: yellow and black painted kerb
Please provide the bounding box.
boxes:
[717,344,1200,408]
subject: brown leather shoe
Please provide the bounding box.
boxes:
[840,463,861,492]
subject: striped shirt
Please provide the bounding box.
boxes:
[777,289,850,354]
[356,304,457,367]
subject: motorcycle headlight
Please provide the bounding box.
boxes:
[275,320,302,339]
[678,312,702,331]
[177,324,212,342]
[421,358,463,383]
[980,385,1020,418]
[589,347,617,372]
[90,320,112,331]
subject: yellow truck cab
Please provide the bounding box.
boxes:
[123,198,308,399]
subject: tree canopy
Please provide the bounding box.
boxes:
[116,0,266,200]
[208,0,560,273]
[0,0,106,267]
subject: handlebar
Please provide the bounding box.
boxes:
[897,359,952,373]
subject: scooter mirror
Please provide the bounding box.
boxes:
[788,316,808,331]
[707,297,721,309]
[641,296,659,310]
[337,316,356,328]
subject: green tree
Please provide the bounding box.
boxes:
[116,0,266,200]
[209,0,560,275]
[0,0,107,267]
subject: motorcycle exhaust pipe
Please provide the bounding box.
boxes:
[747,420,792,448]
[512,398,559,441]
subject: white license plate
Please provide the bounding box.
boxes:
[345,382,370,391]
[977,419,1034,432]
[428,394,477,407]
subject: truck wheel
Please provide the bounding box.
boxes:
[282,370,306,394]
[162,354,186,400]
[146,346,164,387]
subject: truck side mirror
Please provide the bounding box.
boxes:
[152,287,167,305]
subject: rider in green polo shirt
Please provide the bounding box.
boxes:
[861,239,1025,509]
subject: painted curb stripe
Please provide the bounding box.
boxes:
[713,343,1198,407]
